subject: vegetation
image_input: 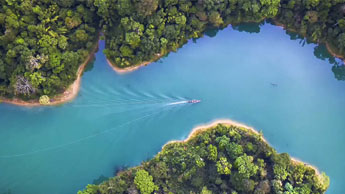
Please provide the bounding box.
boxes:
[276,0,345,57]
[1,0,345,101]
[0,0,99,100]
[39,95,50,105]
[78,124,329,194]
[96,0,345,70]
[98,0,281,68]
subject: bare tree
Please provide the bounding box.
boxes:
[127,186,138,194]
[15,76,35,95]
[26,54,48,71]
[28,56,39,70]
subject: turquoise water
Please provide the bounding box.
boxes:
[1,23,345,194]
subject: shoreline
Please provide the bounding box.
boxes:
[107,53,163,74]
[273,19,345,64]
[1,38,100,107]
[161,119,322,177]
[109,19,345,75]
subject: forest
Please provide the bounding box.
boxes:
[0,0,99,100]
[0,0,344,101]
[78,124,329,194]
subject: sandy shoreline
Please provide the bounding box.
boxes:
[107,53,163,74]
[1,39,100,107]
[161,119,322,176]
[107,59,151,74]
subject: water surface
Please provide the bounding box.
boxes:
[0,23,345,194]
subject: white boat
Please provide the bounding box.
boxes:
[188,100,201,104]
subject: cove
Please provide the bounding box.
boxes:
[0,23,345,194]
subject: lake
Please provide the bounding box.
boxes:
[0,22,344,194]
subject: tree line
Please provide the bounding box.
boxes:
[0,0,344,101]
[78,124,329,194]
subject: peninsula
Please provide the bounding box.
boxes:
[79,121,329,194]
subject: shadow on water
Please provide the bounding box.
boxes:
[204,21,264,39]
[114,165,129,176]
[204,28,221,38]
[279,26,345,81]
[202,21,265,40]
[92,175,109,185]
[203,20,345,81]
[84,56,96,73]
[232,21,264,34]
[313,45,345,80]
[332,65,345,80]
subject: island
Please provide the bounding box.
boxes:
[78,121,329,194]
[0,0,345,105]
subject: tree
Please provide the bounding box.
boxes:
[39,95,50,105]
[120,45,133,57]
[201,186,213,194]
[15,76,35,96]
[337,33,345,52]
[305,0,320,8]
[216,157,232,175]
[234,154,258,179]
[134,169,158,194]
[208,11,223,27]
[77,184,99,194]
[216,135,230,151]
[136,0,159,16]
[226,142,244,159]
[29,72,45,88]
[207,144,218,161]
[125,32,141,48]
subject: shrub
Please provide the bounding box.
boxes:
[39,95,50,105]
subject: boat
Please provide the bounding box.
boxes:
[188,99,201,104]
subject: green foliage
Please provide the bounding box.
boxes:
[0,0,99,99]
[207,144,218,161]
[79,124,329,194]
[234,154,259,179]
[134,169,158,194]
[201,186,213,194]
[77,184,98,194]
[226,142,243,159]
[216,157,232,175]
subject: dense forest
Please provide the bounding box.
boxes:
[0,0,345,101]
[98,0,345,69]
[0,0,99,100]
[78,124,329,194]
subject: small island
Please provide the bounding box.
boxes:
[79,121,329,194]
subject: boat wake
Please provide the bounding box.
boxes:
[166,101,189,105]
[166,99,201,106]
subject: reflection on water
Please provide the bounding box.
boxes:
[195,21,345,83]
[204,28,220,38]
[232,22,264,33]
[332,65,345,80]
[92,175,108,185]
[215,21,345,82]
[84,57,96,73]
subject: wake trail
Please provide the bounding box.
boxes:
[0,106,174,159]
[166,100,189,106]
